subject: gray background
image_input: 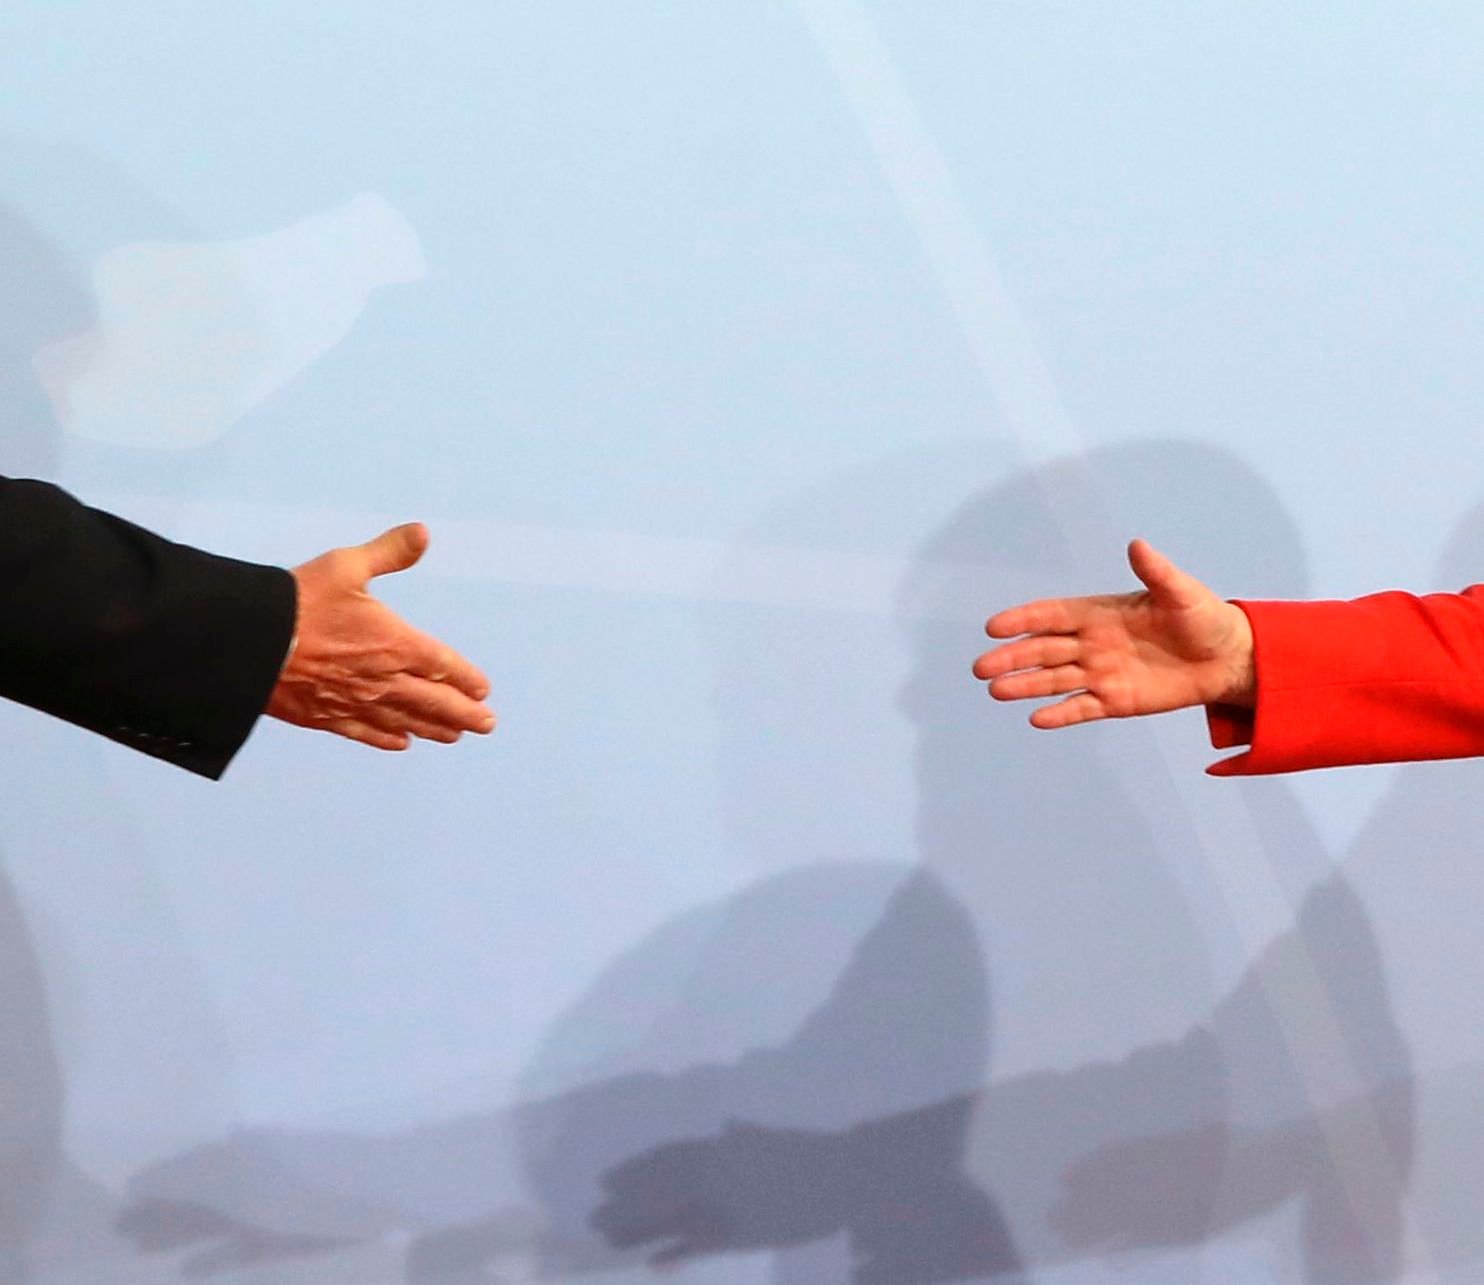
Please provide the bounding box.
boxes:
[2,2,1482,1281]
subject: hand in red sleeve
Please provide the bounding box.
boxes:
[972,539,1255,729]
[266,523,496,751]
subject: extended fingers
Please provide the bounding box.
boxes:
[323,674,493,748]
[399,629,492,701]
[1126,538,1209,610]
[359,523,430,580]
[359,702,467,745]
[1028,693,1109,730]
[988,664,1087,703]
[973,635,1080,681]
[328,719,411,752]
[375,672,496,740]
[985,598,1085,640]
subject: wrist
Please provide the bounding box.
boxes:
[277,566,302,677]
[1216,603,1257,708]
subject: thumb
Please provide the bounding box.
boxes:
[1127,539,1207,609]
[360,522,430,580]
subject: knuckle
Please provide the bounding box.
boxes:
[322,548,359,580]
[350,677,394,704]
[410,685,449,717]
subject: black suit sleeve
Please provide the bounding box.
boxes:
[0,476,297,779]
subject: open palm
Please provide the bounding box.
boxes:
[972,540,1255,729]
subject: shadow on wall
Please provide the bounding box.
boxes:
[0,192,248,1284]
[100,442,1453,1284]
[0,865,65,1285]
[0,202,92,476]
[565,444,1414,1284]
[903,448,1413,1283]
[118,862,1008,1283]
[3,131,425,461]
[0,201,83,1285]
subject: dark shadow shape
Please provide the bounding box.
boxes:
[0,198,87,1285]
[0,859,64,1285]
[116,444,1421,1285]
[594,1100,1017,1284]
[587,445,1411,1282]
[0,202,93,475]
[121,864,1013,1282]
[116,1199,361,1278]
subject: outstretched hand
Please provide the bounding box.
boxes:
[267,523,495,751]
[972,539,1255,729]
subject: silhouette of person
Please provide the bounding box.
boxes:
[112,443,1412,1285]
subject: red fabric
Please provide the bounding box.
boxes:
[1205,587,1484,775]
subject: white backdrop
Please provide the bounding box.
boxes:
[3,3,1483,1282]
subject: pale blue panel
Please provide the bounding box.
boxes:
[1,2,1481,1282]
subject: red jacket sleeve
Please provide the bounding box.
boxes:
[1206,587,1484,775]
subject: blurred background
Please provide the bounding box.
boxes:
[2,2,1483,1281]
